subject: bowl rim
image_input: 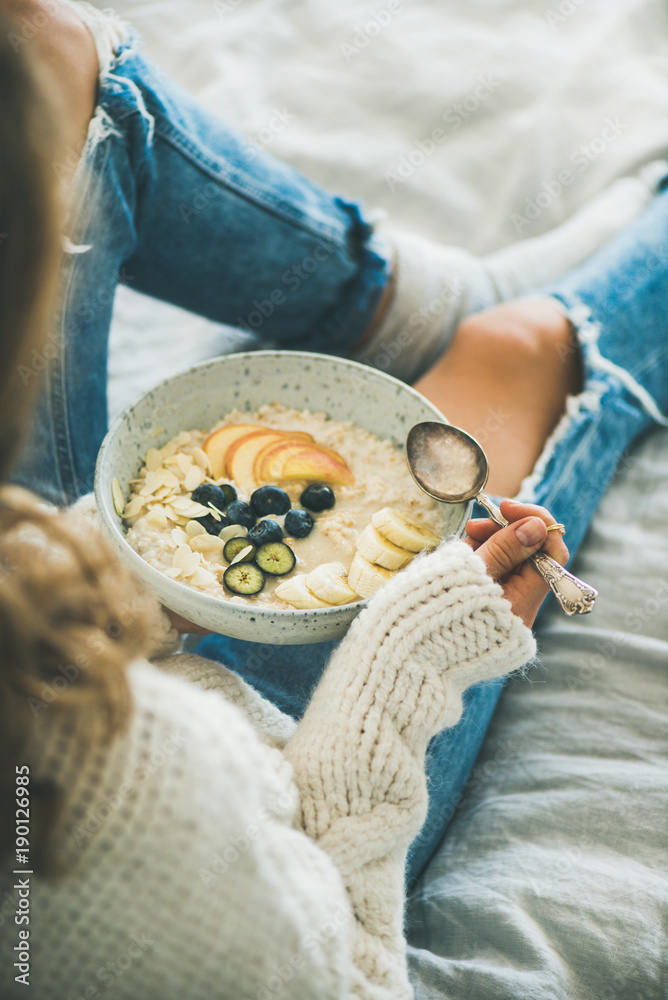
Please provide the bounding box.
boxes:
[94,349,467,626]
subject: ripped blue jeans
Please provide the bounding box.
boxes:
[11,19,391,505]
[196,186,668,884]
[11,12,668,884]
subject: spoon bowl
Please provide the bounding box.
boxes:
[406,421,598,616]
[406,422,489,502]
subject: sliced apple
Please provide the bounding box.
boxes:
[254,438,315,483]
[223,429,284,476]
[278,445,354,486]
[202,424,264,479]
[226,432,289,495]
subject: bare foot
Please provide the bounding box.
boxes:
[413,298,582,496]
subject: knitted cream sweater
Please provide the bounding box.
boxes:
[0,537,535,1000]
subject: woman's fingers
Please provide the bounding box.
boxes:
[465,500,571,627]
[165,608,213,635]
[465,518,499,546]
[474,517,549,584]
[499,498,569,566]
[466,500,569,566]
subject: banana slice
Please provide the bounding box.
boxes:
[347,552,394,599]
[355,524,414,570]
[305,562,360,606]
[274,574,330,609]
[371,507,439,553]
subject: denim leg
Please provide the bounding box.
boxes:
[121,52,391,350]
[197,185,668,884]
[10,31,391,505]
[407,188,668,881]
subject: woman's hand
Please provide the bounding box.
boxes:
[465,499,569,627]
[164,608,213,635]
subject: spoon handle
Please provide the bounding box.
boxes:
[475,494,597,616]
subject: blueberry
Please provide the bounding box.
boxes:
[226,500,256,529]
[248,519,283,546]
[250,485,291,517]
[219,483,237,506]
[300,484,336,512]
[284,508,314,538]
[195,513,230,536]
[191,483,229,513]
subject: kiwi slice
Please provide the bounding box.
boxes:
[223,562,265,596]
[223,536,257,563]
[255,541,296,576]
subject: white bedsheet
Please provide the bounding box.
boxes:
[105,0,668,419]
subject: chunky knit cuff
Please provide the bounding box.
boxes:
[338,536,535,735]
[284,537,536,999]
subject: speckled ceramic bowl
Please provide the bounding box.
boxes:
[95,351,471,644]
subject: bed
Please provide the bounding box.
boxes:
[103,1,668,995]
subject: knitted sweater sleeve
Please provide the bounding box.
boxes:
[283,537,537,999]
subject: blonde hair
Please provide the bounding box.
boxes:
[0,12,153,873]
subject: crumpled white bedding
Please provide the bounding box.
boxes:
[98,1,668,996]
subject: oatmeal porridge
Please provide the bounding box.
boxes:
[119,404,444,609]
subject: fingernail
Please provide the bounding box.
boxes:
[515,518,546,547]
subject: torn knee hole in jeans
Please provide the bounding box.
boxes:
[60,12,155,255]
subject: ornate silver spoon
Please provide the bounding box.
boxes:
[406,421,597,615]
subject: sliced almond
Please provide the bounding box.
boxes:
[174,431,192,447]
[191,447,212,473]
[123,495,146,519]
[173,544,200,572]
[230,545,254,565]
[163,566,183,579]
[145,509,169,530]
[169,496,201,512]
[191,566,218,588]
[218,523,247,543]
[185,519,207,538]
[111,478,125,517]
[152,486,174,501]
[183,503,211,519]
[185,465,205,492]
[172,452,193,477]
[145,447,163,471]
[171,527,190,547]
[161,471,180,491]
[180,551,201,577]
[139,470,166,496]
[206,503,225,521]
[189,533,225,556]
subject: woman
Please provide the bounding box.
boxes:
[0,9,567,998]
[1,5,667,997]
